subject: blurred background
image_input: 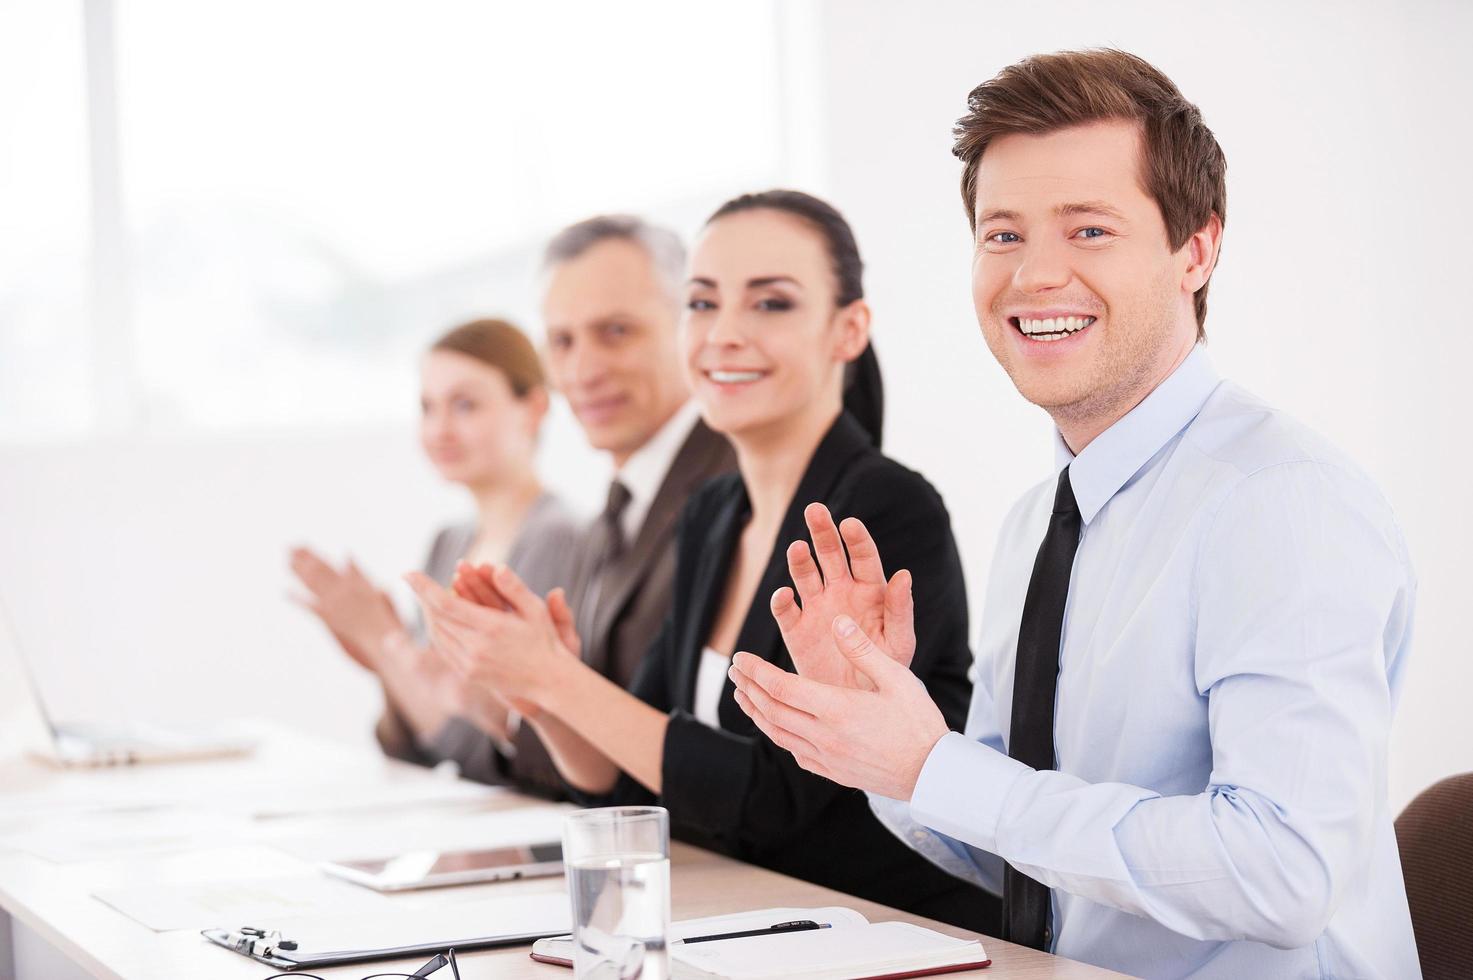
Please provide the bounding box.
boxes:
[1,0,1468,812]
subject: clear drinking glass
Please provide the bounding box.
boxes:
[562,805,672,980]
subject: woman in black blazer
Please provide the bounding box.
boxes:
[409,191,998,932]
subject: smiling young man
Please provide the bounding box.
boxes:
[728,50,1420,977]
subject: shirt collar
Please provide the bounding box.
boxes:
[1053,344,1221,524]
[613,398,702,539]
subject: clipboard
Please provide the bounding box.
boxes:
[201,891,569,971]
[202,923,560,971]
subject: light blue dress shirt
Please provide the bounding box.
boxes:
[873,347,1420,978]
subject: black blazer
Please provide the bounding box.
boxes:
[600,412,999,933]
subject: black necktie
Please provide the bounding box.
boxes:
[574,480,633,649]
[1003,466,1082,951]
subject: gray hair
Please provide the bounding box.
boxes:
[541,215,686,306]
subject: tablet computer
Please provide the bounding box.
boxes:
[322,842,563,892]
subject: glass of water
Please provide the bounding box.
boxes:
[562,805,671,980]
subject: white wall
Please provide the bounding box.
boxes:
[1,0,1467,813]
[0,404,603,743]
[809,0,1472,810]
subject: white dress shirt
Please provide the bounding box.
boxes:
[693,646,731,729]
[873,346,1420,978]
[613,399,702,543]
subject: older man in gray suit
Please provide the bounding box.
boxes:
[376,216,735,796]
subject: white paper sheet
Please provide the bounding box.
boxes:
[93,874,395,932]
[2,724,501,825]
[0,805,251,863]
[212,775,500,820]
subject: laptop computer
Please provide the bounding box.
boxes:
[0,595,256,768]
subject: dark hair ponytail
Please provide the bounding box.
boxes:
[843,342,883,448]
[706,189,883,446]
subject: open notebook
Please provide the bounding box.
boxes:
[531,906,989,980]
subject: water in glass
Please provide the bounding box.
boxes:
[568,850,671,980]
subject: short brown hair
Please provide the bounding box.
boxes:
[430,318,544,397]
[954,49,1226,336]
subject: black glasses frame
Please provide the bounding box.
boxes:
[263,946,460,980]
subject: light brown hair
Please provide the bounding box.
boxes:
[430,318,545,397]
[954,49,1226,337]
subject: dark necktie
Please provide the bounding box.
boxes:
[1003,465,1082,951]
[574,480,633,651]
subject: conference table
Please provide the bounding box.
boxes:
[0,724,1130,979]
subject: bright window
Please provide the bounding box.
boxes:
[0,1,92,442]
[2,0,787,436]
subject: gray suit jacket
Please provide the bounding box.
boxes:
[570,418,737,689]
[375,493,580,770]
[383,419,735,797]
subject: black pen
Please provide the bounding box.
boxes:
[677,919,830,945]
